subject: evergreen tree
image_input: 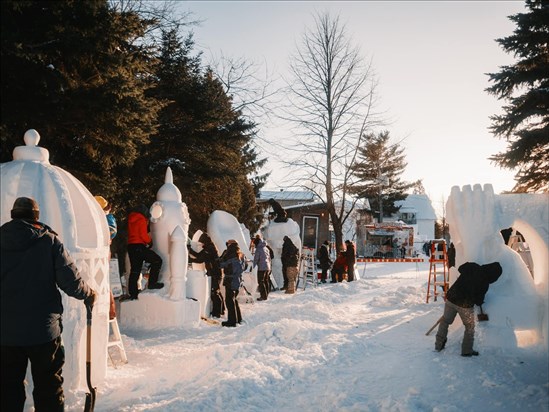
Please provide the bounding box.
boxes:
[134,29,265,233]
[350,131,414,221]
[0,0,160,198]
[486,0,549,192]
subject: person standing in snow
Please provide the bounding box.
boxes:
[220,240,245,327]
[1,197,97,412]
[435,261,502,356]
[344,240,356,282]
[253,236,272,300]
[189,232,225,318]
[281,236,299,294]
[317,240,332,284]
[127,204,163,300]
[331,249,348,283]
[447,242,456,268]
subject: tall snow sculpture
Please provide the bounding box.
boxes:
[263,219,302,288]
[447,184,548,349]
[0,130,110,399]
[120,167,200,330]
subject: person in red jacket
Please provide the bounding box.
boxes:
[127,204,163,300]
[331,250,348,283]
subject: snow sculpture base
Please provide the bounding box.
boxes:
[120,292,200,330]
[186,270,211,318]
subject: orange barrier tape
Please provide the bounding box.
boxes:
[356,258,425,263]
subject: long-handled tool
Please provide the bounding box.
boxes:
[477,305,489,322]
[84,304,97,412]
[425,316,443,336]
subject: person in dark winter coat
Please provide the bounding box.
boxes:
[435,261,502,356]
[220,240,245,327]
[189,232,225,318]
[331,250,348,283]
[268,198,288,223]
[317,240,332,283]
[447,242,456,268]
[127,204,163,300]
[253,236,272,300]
[1,197,97,412]
[344,240,356,282]
[281,236,299,294]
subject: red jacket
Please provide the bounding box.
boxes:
[332,253,348,272]
[127,211,151,245]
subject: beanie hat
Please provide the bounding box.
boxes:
[11,197,40,221]
[94,195,110,211]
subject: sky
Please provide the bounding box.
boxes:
[179,1,527,216]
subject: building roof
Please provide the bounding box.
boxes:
[258,190,317,202]
[395,194,437,220]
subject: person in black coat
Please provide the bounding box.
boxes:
[317,240,332,283]
[281,236,300,294]
[344,240,356,282]
[435,261,502,356]
[447,242,456,268]
[1,197,96,412]
[268,198,288,223]
[189,232,225,318]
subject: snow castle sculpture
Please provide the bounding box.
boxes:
[120,167,201,330]
[0,130,110,397]
[447,184,548,349]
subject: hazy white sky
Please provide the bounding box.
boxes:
[181,1,525,216]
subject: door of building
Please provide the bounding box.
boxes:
[302,216,319,251]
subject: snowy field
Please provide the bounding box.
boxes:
[69,260,547,412]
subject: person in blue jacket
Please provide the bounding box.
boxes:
[1,197,97,412]
[253,236,272,301]
[220,240,246,327]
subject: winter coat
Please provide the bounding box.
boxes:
[189,241,222,277]
[106,213,117,240]
[281,237,299,268]
[446,262,502,308]
[127,211,151,245]
[253,240,272,271]
[221,255,246,291]
[345,242,356,265]
[332,253,348,274]
[318,243,332,270]
[0,219,92,346]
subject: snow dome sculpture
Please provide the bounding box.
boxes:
[263,219,302,288]
[120,167,200,330]
[447,184,549,349]
[0,130,110,393]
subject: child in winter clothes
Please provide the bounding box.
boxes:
[127,204,163,300]
[331,250,348,283]
[220,240,246,327]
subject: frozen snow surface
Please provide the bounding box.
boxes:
[67,260,548,412]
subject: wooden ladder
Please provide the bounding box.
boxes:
[107,317,128,367]
[426,240,449,303]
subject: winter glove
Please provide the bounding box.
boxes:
[84,290,98,311]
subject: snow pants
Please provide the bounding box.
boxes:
[436,300,476,355]
[257,270,270,300]
[210,275,225,317]
[224,286,242,325]
[285,266,298,294]
[347,262,355,282]
[1,336,65,412]
[127,244,162,299]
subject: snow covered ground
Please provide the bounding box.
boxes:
[68,260,547,412]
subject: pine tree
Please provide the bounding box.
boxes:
[486,0,549,192]
[350,131,414,222]
[0,0,160,197]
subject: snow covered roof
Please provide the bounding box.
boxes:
[395,194,437,220]
[258,190,316,202]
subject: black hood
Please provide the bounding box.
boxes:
[481,262,503,284]
[0,219,52,252]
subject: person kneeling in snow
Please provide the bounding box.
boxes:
[435,261,502,357]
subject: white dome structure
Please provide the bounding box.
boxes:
[0,130,110,398]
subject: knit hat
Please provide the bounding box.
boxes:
[11,197,40,221]
[94,195,109,211]
[226,239,238,245]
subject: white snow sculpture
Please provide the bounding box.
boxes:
[447,184,548,349]
[120,167,200,330]
[263,219,302,288]
[0,130,110,399]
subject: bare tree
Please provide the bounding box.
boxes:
[281,12,380,250]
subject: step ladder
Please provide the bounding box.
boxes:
[426,240,448,303]
[297,247,317,290]
[107,317,128,367]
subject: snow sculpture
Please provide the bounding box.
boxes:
[263,219,302,288]
[120,167,200,330]
[0,130,110,397]
[447,184,548,349]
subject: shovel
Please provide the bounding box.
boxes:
[84,304,97,412]
[477,305,489,322]
[425,316,443,336]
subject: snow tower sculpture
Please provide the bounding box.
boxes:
[0,130,110,396]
